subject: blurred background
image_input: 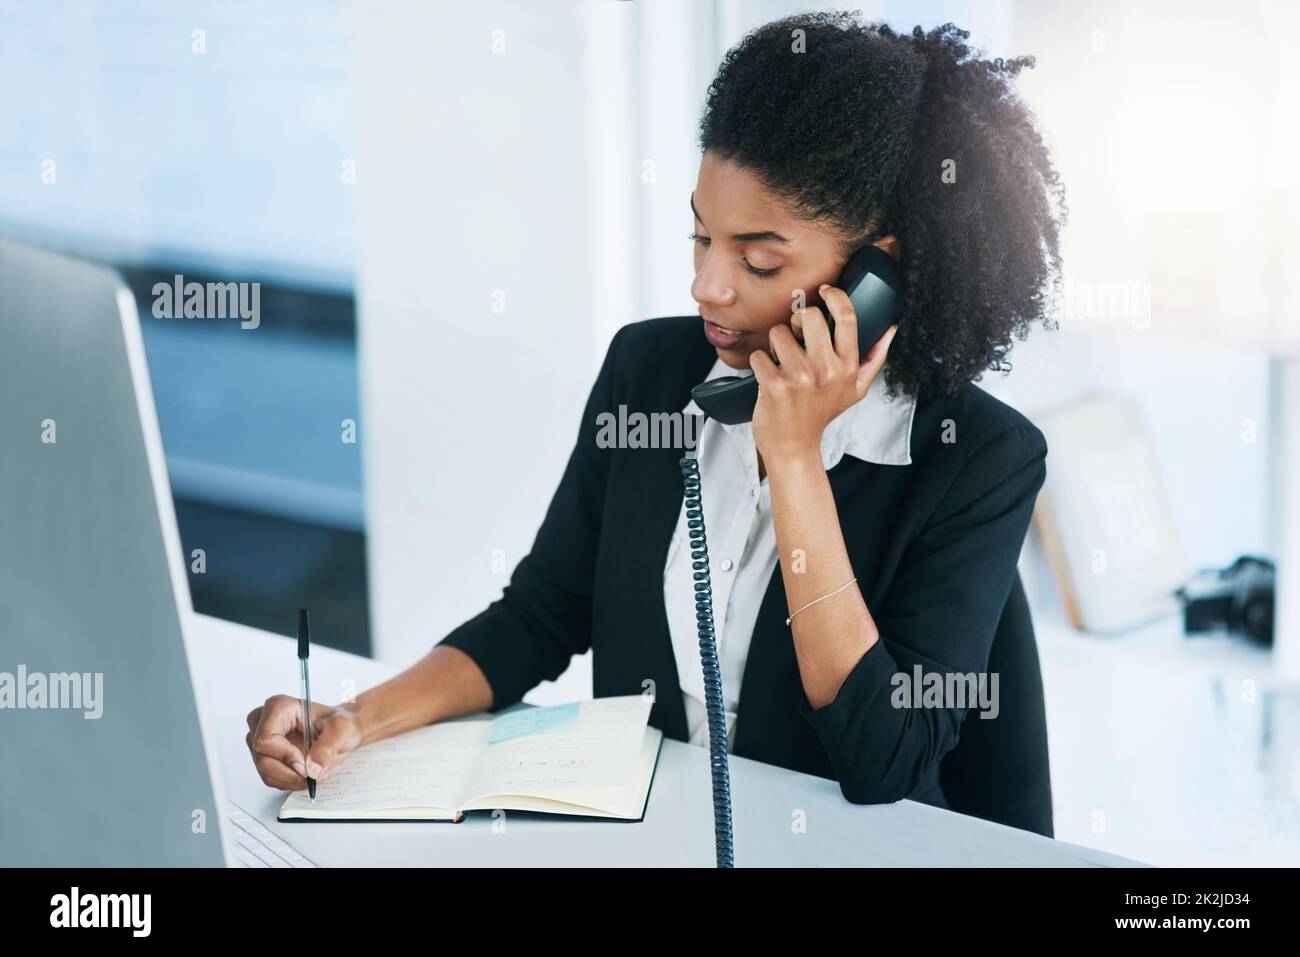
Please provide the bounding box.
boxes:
[2,0,1298,865]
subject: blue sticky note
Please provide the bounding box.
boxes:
[488,702,580,744]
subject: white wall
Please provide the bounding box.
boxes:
[347,0,598,701]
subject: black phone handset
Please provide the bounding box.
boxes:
[680,244,904,867]
[690,244,905,425]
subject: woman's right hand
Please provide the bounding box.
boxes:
[245,695,364,790]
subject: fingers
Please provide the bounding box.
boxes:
[855,324,899,391]
[749,348,779,387]
[247,721,307,786]
[259,693,307,737]
[793,305,835,377]
[767,322,807,374]
[819,285,859,366]
[304,746,334,781]
[254,752,307,791]
[305,712,361,780]
[246,695,308,788]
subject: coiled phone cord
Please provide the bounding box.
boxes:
[679,449,735,868]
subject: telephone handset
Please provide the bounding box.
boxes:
[689,243,904,424]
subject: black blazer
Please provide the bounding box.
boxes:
[440,316,1048,811]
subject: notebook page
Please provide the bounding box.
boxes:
[458,696,652,805]
[280,719,491,815]
[457,727,662,819]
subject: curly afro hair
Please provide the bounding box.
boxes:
[698,13,1066,399]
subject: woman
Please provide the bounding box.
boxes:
[246,16,1064,825]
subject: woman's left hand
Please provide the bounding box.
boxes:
[749,284,897,462]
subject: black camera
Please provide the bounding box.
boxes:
[1175,555,1275,647]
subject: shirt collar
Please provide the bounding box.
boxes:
[682,356,915,467]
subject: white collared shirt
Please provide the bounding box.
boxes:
[662,359,918,750]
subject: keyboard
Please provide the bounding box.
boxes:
[225,801,317,868]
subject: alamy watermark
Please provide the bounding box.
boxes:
[50,887,150,937]
[595,405,701,450]
[891,666,999,719]
[1053,277,1152,329]
[0,665,103,719]
[152,273,260,329]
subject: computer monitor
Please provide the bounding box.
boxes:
[0,237,233,865]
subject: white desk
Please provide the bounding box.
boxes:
[192,614,1144,867]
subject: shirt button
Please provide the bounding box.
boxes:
[720,559,734,572]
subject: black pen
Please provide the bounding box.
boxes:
[297,608,316,801]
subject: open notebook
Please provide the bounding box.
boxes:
[278,696,663,823]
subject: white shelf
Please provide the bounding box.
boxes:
[1035,611,1290,691]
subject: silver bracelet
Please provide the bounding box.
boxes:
[785,577,858,626]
